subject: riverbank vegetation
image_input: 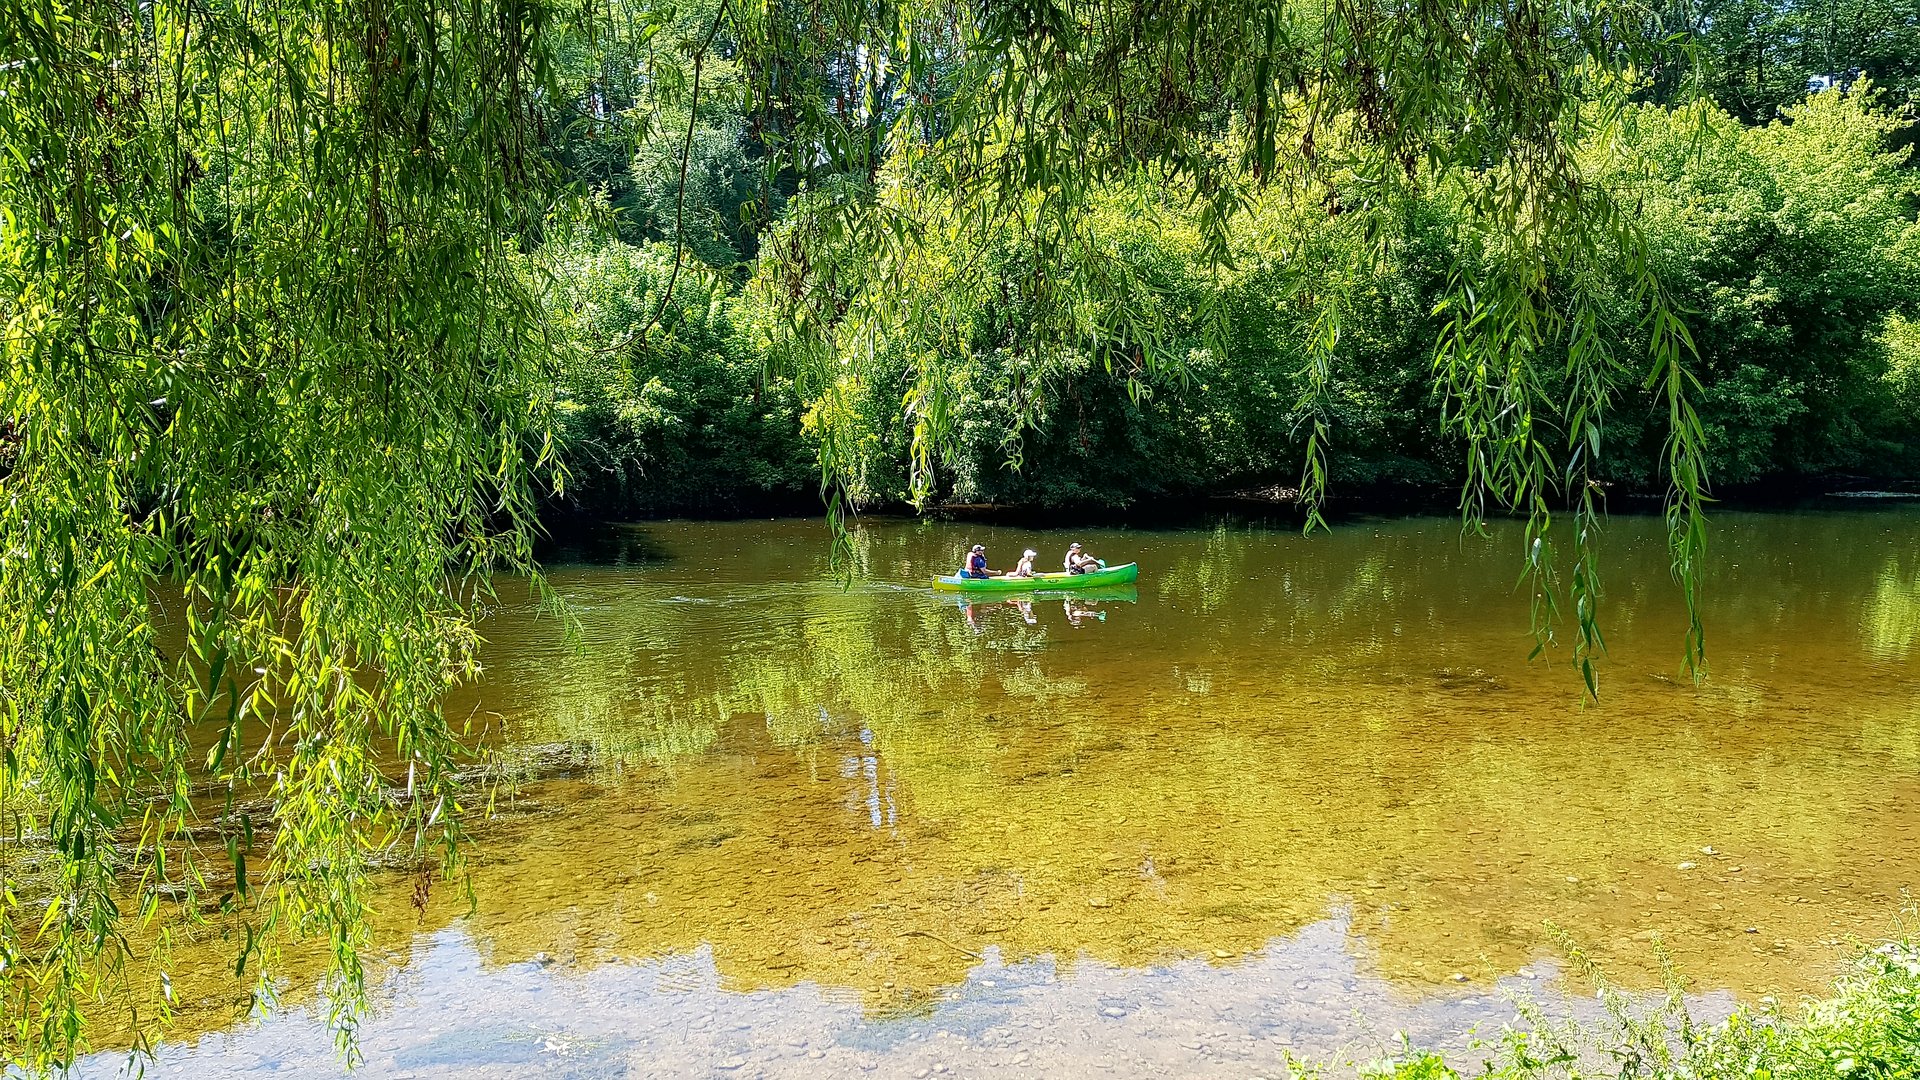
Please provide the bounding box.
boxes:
[1371,935,1920,1080]
[4,0,1920,1070]
[537,9,1920,519]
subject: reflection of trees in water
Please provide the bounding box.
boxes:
[46,512,1918,1063]
[1864,551,1920,660]
[1859,544,1920,768]
[1162,511,1920,679]
[556,695,724,766]
[1152,522,1247,615]
[474,564,1096,769]
[476,510,1920,771]
[94,512,1920,1051]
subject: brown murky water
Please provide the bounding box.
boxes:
[76,507,1920,1078]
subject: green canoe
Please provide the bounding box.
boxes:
[932,562,1139,593]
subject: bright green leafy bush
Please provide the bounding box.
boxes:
[708,89,1919,514]
[1362,939,1920,1080]
[541,234,811,515]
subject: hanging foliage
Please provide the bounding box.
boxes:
[0,0,569,1068]
[736,0,1713,685]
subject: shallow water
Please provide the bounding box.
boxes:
[77,508,1920,1077]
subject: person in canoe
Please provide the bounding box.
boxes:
[959,543,995,578]
[1063,542,1103,575]
[1002,548,1038,578]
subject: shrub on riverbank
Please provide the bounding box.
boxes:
[1365,938,1920,1080]
[538,234,814,516]
[545,90,1919,518]
[533,83,1920,519]
[746,87,1920,512]
[1594,90,1920,488]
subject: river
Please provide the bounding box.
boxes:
[75,507,1920,1078]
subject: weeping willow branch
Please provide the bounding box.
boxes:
[0,0,567,1069]
[743,0,1714,693]
[639,0,730,341]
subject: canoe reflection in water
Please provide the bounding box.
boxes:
[955,585,1137,632]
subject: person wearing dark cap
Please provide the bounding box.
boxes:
[958,543,995,579]
[1063,542,1101,575]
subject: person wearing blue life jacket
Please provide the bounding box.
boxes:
[958,544,996,579]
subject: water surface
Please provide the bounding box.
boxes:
[81,509,1920,1077]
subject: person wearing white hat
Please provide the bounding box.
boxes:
[1003,549,1038,578]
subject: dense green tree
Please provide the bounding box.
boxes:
[732,85,1917,509]
[0,0,568,1069]
[1656,0,1920,120]
[540,2,763,260]
[540,233,812,512]
[1601,90,1920,485]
